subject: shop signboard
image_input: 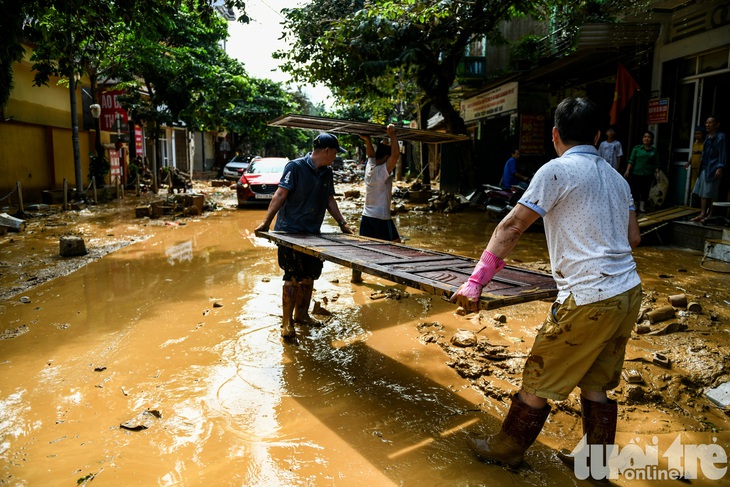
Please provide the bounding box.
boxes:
[520,114,546,156]
[135,126,144,155]
[99,90,129,132]
[461,82,518,122]
[109,149,120,181]
[648,98,669,124]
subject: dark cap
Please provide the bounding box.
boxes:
[313,133,347,153]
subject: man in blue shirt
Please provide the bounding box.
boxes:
[255,133,352,342]
[501,149,529,190]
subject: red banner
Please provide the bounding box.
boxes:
[609,63,639,125]
[98,90,128,132]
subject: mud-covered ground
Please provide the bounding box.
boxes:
[2,178,730,485]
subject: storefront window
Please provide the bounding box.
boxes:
[700,48,729,73]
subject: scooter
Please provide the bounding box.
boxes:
[482,183,526,219]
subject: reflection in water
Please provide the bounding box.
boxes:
[165,240,193,265]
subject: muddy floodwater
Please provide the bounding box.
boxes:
[1,188,729,486]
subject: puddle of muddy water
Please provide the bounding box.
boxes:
[1,199,729,486]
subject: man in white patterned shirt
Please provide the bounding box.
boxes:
[452,97,642,472]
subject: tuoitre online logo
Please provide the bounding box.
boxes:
[571,434,728,481]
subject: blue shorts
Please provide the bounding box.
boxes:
[359,215,400,241]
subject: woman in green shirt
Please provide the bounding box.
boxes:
[624,130,659,212]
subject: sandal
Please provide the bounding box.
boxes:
[690,215,705,222]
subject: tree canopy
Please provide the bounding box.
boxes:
[276,0,546,134]
[2,0,318,164]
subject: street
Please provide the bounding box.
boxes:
[1,184,729,486]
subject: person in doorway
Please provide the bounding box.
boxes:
[685,126,706,193]
[451,97,641,470]
[351,124,401,283]
[624,130,659,212]
[597,125,623,171]
[501,149,529,190]
[255,133,353,342]
[690,116,725,222]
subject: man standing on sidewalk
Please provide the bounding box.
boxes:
[452,97,642,472]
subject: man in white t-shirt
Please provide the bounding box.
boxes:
[352,124,400,283]
[452,97,642,474]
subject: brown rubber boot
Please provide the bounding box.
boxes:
[466,394,551,469]
[557,396,618,470]
[293,278,323,327]
[281,281,298,341]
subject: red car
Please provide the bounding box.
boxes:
[236,157,290,206]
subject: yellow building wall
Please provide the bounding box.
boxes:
[5,50,77,129]
[0,122,92,203]
[0,45,94,204]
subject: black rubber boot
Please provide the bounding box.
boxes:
[466,394,551,469]
[557,396,618,471]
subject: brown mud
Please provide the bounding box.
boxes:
[1,182,729,486]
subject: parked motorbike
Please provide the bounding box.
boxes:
[482,183,526,219]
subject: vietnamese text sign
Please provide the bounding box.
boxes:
[110,149,121,181]
[647,98,669,124]
[99,90,129,132]
[461,82,518,122]
[135,126,144,155]
[520,114,546,156]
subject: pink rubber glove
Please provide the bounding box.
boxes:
[456,249,505,303]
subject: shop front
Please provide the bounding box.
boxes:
[654,0,730,206]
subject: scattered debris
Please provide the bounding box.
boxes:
[120,409,162,431]
[705,382,730,409]
[60,235,88,257]
[0,212,26,232]
[652,352,671,369]
[646,305,675,324]
[1,325,29,339]
[622,368,644,384]
[450,329,477,347]
[634,323,651,334]
[667,293,688,308]
[646,322,687,336]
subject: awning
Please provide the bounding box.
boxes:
[268,114,470,144]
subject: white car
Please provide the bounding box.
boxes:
[222,155,254,180]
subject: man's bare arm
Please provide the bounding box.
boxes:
[254,187,289,232]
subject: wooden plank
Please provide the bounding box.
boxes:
[256,231,557,310]
[268,114,470,144]
[637,206,700,228]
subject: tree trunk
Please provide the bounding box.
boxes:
[67,13,83,193]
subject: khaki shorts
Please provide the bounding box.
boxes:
[521,284,642,401]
